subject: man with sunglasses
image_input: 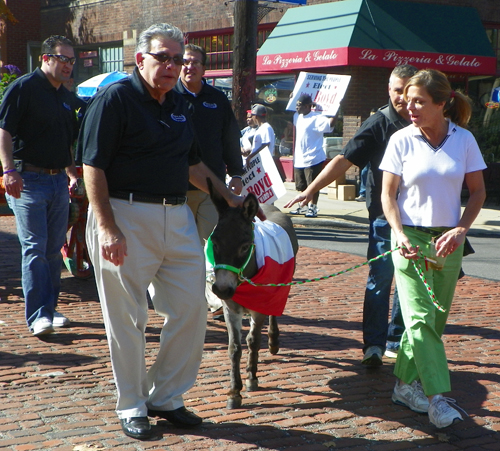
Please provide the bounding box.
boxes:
[174,44,243,319]
[0,35,80,337]
[78,23,251,440]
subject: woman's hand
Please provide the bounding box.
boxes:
[435,227,466,257]
[396,231,419,260]
[283,193,311,209]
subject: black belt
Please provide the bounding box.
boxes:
[24,164,64,175]
[109,191,187,206]
[406,225,448,237]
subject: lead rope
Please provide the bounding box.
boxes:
[235,246,445,312]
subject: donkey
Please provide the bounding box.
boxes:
[206,179,299,409]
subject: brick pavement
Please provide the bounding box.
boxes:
[1,215,500,450]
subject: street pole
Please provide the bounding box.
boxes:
[232,0,258,128]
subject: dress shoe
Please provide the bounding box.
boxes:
[120,416,152,440]
[148,406,202,427]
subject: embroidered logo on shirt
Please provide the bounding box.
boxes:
[63,102,72,111]
[202,102,218,109]
[171,114,186,122]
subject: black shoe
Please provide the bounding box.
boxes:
[148,406,202,427]
[120,416,152,440]
[212,307,225,322]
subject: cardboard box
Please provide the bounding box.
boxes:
[327,187,337,199]
[328,174,346,187]
[338,184,356,201]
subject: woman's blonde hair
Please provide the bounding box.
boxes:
[404,69,472,128]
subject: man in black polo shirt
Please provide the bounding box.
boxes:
[0,35,80,337]
[285,64,418,367]
[78,23,247,441]
[174,43,244,319]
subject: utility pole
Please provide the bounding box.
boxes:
[232,0,258,128]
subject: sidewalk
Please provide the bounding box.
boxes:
[1,196,500,449]
[276,182,500,237]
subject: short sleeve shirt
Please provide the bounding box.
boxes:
[251,122,275,156]
[0,67,78,168]
[293,111,332,168]
[380,120,487,227]
[77,68,201,196]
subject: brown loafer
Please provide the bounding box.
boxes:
[148,406,202,427]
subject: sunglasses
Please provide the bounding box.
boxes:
[145,52,184,66]
[45,54,76,65]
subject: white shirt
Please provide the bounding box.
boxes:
[380,120,486,227]
[293,111,333,168]
[251,122,275,156]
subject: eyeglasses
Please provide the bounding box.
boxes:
[183,59,203,68]
[45,54,76,65]
[145,52,184,66]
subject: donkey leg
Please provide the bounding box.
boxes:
[223,303,244,409]
[268,315,280,355]
[245,312,266,392]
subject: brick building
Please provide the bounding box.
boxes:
[1,0,499,183]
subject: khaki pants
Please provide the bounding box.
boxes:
[86,198,207,419]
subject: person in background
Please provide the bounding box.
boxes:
[380,69,486,429]
[0,35,80,337]
[290,94,335,218]
[78,23,251,440]
[241,110,258,158]
[174,43,244,321]
[285,65,419,366]
[248,104,275,159]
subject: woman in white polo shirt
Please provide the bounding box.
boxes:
[380,69,486,429]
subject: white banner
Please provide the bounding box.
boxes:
[286,72,351,116]
[241,148,286,205]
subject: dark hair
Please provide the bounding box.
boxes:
[391,64,418,80]
[136,23,184,54]
[41,35,73,55]
[185,43,207,66]
[404,69,472,128]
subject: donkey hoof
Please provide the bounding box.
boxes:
[227,396,242,409]
[246,379,259,392]
[269,345,280,355]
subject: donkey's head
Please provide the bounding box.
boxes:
[207,178,259,300]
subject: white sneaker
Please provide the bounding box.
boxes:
[289,205,308,215]
[32,317,54,336]
[392,380,429,413]
[305,204,318,218]
[53,311,70,327]
[361,345,383,367]
[428,395,465,428]
[384,348,399,359]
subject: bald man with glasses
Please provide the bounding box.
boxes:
[0,35,80,337]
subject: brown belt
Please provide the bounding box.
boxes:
[24,164,64,176]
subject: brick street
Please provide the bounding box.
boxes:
[1,215,499,450]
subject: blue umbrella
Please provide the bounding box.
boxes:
[77,71,129,98]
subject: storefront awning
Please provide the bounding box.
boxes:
[257,0,497,75]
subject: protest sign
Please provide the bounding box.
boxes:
[241,148,286,205]
[286,72,351,116]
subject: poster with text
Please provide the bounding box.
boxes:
[241,148,286,204]
[286,72,351,116]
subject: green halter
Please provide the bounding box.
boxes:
[205,226,255,277]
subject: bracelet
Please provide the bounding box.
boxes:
[2,168,16,175]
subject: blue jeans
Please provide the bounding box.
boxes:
[6,171,69,328]
[363,218,404,352]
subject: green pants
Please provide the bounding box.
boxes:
[392,226,463,396]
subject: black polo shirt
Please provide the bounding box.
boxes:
[0,67,78,168]
[341,101,410,220]
[174,78,243,190]
[77,68,201,196]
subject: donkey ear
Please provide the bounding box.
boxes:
[241,192,259,222]
[207,177,229,215]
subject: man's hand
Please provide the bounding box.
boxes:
[2,171,23,198]
[228,176,243,195]
[99,226,128,266]
[284,193,311,209]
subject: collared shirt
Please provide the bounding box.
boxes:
[0,67,78,168]
[341,101,410,220]
[174,78,243,190]
[77,68,201,196]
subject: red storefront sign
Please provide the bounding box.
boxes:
[257,47,497,75]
